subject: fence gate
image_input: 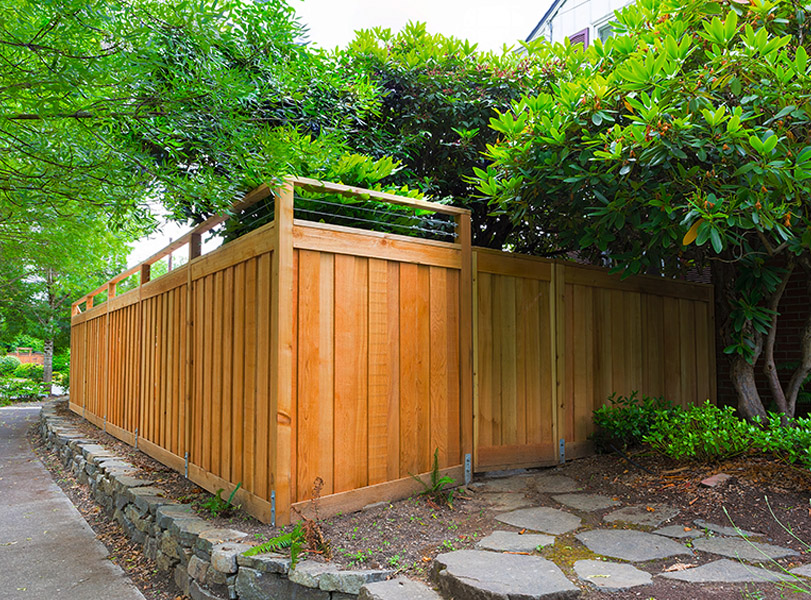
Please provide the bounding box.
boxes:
[473,250,716,472]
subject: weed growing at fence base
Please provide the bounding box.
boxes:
[201,482,242,517]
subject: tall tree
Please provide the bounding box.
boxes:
[1,0,380,230]
[0,207,130,391]
[475,0,811,419]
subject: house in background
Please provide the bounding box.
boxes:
[525,0,633,47]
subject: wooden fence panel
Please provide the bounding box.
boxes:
[189,248,274,509]
[473,253,715,470]
[560,263,715,460]
[292,223,465,505]
[474,251,556,471]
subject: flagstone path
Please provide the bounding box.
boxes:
[420,472,810,600]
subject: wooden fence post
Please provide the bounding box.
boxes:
[455,213,473,474]
[271,178,295,524]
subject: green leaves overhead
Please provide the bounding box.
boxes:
[473,0,811,367]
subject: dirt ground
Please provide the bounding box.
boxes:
[33,403,811,600]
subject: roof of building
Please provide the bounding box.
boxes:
[525,0,568,42]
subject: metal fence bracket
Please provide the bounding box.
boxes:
[134,427,138,450]
[559,438,566,464]
[184,452,189,478]
[271,491,276,527]
[464,453,472,485]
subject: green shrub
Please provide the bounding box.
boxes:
[13,363,44,381]
[591,391,673,452]
[52,371,70,389]
[644,401,753,462]
[52,350,70,373]
[0,377,46,405]
[750,413,811,470]
[0,355,21,376]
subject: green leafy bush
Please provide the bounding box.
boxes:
[644,401,753,462]
[52,371,70,389]
[0,378,46,405]
[0,355,21,376]
[13,363,43,382]
[750,413,811,470]
[591,391,672,452]
[52,350,70,373]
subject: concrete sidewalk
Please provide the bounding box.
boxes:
[0,405,145,600]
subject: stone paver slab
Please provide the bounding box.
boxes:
[792,564,811,578]
[433,550,579,600]
[553,493,620,512]
[359,577,442,600]
[474,476,532,493]
[604,504,679,527]
[574,559,653,590]
[653,525,704,539]
[478,491,534,512]
[528,474,582,494]
[476,531,554,553]
[660,559,794,583]
[496,507,582,535]
[576,529,690,562]
[693,519,760,538]
[691,537,797,562]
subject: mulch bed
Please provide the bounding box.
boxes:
[31,402,811,600]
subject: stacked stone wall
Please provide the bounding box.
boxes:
[39,400,392,600]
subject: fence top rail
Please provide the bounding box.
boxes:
[71,178,470,314]
[291,177,470,217]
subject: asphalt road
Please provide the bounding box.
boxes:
[0,405,146,600]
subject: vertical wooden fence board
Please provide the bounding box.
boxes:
[679,299,698,406]
[498,276,518,447]
[333,254,369,494]
[244,258,258,493]
[662,296,682,405]
[231,263,246,484]
[296,250,335,498]
[254,251,272,500]
[428,267,449,465]
[221,269,234,482]
[445,269,461,466]
[415,265,432,473]
[398,263,419,477]
[386,261,402,481]
[695,298,712,402]
[476,272,494,450]
[368,258,392,486]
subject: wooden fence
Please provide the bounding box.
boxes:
[473,250,716,471]
[71,178,714,525]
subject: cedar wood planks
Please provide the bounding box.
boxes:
[69,180,716,525]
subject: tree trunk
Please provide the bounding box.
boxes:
[762,261,794,419]
[43,337,53,395]
[712,260,768,419]
[730,353,768,420]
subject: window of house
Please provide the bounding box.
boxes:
[597,22,615,42]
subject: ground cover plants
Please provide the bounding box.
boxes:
[592,392,811,471]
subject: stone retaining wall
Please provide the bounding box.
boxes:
[39,400,392,600]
